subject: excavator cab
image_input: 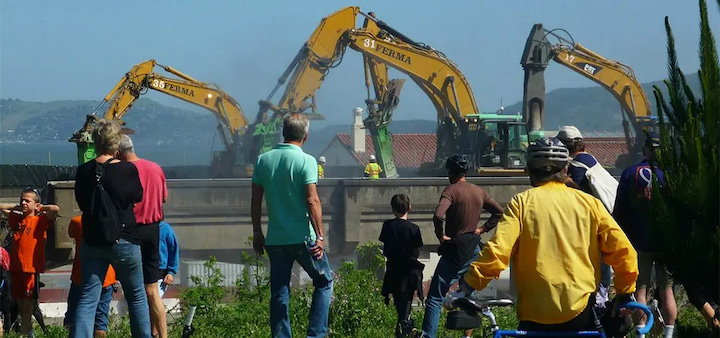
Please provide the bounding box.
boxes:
[463,114,530,176]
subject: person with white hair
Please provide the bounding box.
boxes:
[364,154,382,179]
[251,113,332,337]
[118,134,169,338]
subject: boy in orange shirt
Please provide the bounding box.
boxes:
[1,188,59,337]
[64,216,117,338]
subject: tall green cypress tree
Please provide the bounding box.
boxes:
[651,0,719,303]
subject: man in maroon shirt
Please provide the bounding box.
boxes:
[119,135,169,338]
[420,154,504,338]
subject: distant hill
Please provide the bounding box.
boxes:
[503,72,701,131]
[0,72,702,164]
[0,98,216,144]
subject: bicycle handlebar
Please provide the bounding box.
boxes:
[450,299,654,337]
[621,301,653,335]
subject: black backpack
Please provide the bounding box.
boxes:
[83,158,123,246]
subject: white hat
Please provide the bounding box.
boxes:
[556,126,583,140]
[318,156,326,163]
[369,155,376,161]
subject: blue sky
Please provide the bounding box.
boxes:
[1,1,718,127]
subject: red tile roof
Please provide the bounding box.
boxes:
[583,137,630,166]
[334,134,630,168]
[335,133,437,168]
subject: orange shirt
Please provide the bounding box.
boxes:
[69,216,117,287]
[8,213,50,273]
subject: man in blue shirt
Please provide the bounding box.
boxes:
[613,133,676,338]
[251,113,332,338]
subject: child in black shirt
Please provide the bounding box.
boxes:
[379,194,424,338]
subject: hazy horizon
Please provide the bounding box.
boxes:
[2,1,718,129]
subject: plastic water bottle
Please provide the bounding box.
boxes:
[305,236,330,284]
[305,236,322,261]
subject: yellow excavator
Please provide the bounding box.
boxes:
[255,6,529,177]
[68,59,250,177]
[521,23,656,166]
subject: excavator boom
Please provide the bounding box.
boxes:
[258,6,483,176]
[70,59,249,177]
[521,23,653,159]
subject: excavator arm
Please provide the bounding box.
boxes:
[70,59,249,176]
[258,6,481,175]
[363,52,402,178]
[521,24,652,153]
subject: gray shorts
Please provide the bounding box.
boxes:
[637,251,673,289]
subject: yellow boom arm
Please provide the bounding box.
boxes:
[521,23,653,148]
[259,6,479,126]
[96,59,248,149]
[550,43,651,120]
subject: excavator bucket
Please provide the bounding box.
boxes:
[69,115,135,164]
[365,79,405,178]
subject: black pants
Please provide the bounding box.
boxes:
[518,295,602,333]
[393,289,414,322]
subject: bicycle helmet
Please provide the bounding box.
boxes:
[446,154,470,173]
[526,137,569,172]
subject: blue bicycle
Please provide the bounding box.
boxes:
[446,297,654,338]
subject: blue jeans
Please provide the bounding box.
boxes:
[65,283,113,332]
[421,246,480,338]
[70,239,150,338]
[266,244,334,338]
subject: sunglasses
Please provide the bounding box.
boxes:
[21,188,41,202]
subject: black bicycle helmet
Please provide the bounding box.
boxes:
[446,154,470,173]
[526,137,570,172]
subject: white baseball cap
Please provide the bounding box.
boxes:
[318,156,326,163]
[556,126,583,140]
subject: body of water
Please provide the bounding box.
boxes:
[0,142,216,166]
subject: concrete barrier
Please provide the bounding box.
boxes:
[46,177,532,295]
[47,177,531,263]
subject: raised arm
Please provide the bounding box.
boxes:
[40,204,60,221]
[0,203,19,217]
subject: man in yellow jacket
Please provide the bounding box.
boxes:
[364,155,382,179]
[447,137,638,334]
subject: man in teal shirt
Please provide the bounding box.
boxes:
[251,113,332,338]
